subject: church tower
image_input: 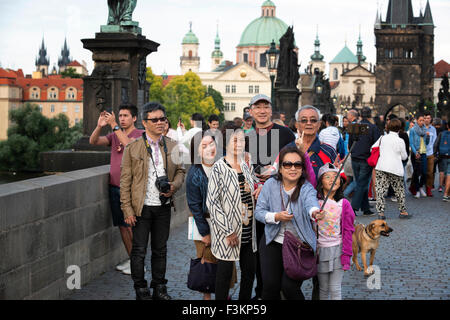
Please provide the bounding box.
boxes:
[374,0,434,115]
[180,22,200,74]
[35,38,50,76]
[211,25,224,71]
[58,38,72,73]
[309,27,325,74]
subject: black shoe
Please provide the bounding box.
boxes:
[363,210,375,216]
[352,207,359,216]
[153,284,172,300]
[135,287,152,300]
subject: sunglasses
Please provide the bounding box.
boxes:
[144,117,167,123]
[282,161,303,169]
[299,118,318,124]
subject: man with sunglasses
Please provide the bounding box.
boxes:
[120,102,185,300]
[292,106,337,178]
[89,104,143,275]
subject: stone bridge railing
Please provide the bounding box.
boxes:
[0,165,189,300]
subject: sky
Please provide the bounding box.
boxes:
[0,0,449,77]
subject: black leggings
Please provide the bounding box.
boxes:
[215,243,256,300]
[259,234,305,300]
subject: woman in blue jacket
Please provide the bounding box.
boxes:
[186,130,218,300]
[255,146,321,300]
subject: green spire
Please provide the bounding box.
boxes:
[182,21,199,44]
[356,27,366,63]
[310,26,324,61]
[211,24,223,58]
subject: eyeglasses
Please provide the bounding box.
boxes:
[282,161,303,169]
[144,117,167,123]
[298,118,318,124]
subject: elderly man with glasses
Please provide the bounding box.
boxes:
[292,106,337,178]
[120,102,185,300]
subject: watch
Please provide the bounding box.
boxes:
[113,125,120,132]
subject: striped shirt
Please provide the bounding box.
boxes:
[238,172,254,244]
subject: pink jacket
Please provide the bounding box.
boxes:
[340,199,355,270]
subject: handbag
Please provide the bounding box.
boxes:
[187,246,217,293]
[279,185,317,281]
[367,136,383,167]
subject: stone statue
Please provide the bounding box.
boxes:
[107,0,137,25]
[275,26,299,89]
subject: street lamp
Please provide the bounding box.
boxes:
[265,39,279,109]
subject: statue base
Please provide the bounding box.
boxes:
[101,21,142,35]
[275,88,300,123]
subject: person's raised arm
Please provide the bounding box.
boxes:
[89,111,111,146]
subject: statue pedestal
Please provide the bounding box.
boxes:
[75,32,159,150]
[100,21,142,35]
[42,32,159,172]
[275,88,300,123]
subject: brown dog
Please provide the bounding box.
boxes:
[352,220,393,276]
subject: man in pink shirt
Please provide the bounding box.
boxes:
[89,104,143,275]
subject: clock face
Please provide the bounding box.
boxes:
[240,69,247,78]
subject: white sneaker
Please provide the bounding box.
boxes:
[414,192,420,199]
[391,197,398,202]
[122,266,131,275]
[419,187,427,197]
[122,265,146,275]
[116,259,130,271]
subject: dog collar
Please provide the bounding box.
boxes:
[364,225,377,241]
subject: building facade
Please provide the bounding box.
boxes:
[0,68,83,141]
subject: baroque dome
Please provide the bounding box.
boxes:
[237,1,289,47]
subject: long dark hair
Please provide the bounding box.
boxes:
[316,173,345,203]
[275,146,308,202]
[190,130,217,165]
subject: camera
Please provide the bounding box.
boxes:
[347,123,369,136]
[155,176,171,204]
[155,175,171,193]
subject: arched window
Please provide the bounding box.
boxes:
[66,87,77,100]
[30,87,40,99]
[333,68,338,80]
[188,50,193,58]
[48,87,58,100]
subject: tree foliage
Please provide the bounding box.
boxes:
[60,67,83,79]
[146,69,222,129]
[0,103,83,171]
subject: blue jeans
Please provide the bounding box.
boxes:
[344,179,357,197]
[351,159,372,212]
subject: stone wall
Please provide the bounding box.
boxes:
[0,165,189,300]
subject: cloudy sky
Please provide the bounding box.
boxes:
[0,0,449,77]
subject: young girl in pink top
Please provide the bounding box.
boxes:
[314,163,355,300]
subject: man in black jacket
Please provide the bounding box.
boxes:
[348,107,381,216]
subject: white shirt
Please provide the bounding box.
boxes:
[144,140,166,206]
[372,132,408,177]
[177,126,202,149]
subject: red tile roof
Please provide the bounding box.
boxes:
[67,60,82,67]
[330,81,340,90]
[435,60,450,78]
[162,75,177,87]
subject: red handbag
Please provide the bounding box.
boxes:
[367,137,382,167]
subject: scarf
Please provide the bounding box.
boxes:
[413,123,427,137]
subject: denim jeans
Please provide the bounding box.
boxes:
[130,204,171,290]
[343,179,357,198]
[351,159,372,212]
[411,154,427,189]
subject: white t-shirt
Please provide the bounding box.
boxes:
[144,141,166,206]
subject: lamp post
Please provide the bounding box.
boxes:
[265,39,279,110]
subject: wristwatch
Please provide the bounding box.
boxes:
[113,125,120,132]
